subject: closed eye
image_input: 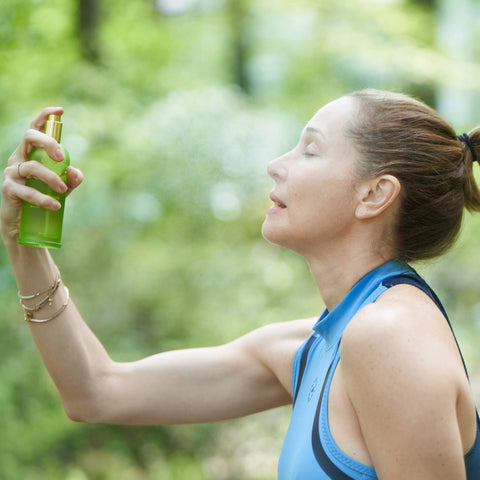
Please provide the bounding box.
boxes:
[302,142,320,157]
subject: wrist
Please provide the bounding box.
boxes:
[5,242,56,294]
[2,235,19,255]
[3,235,46,261]
[1,222,19,249]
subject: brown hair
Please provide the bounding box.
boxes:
[345,89,480,262]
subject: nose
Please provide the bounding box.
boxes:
[267,152,288,181]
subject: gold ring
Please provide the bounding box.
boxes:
[17,162,25,179]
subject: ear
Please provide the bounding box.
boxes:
[355,175,401,220]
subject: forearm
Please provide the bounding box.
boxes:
[6,240,113,419]
[1,108,110,420]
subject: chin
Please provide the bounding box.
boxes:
[262,221,315,259]
[261,220,296,250]
[262,219,281,245]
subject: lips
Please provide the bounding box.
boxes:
[267,192,287,215]
[270,192,286,209]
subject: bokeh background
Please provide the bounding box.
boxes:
[1,0,480,478]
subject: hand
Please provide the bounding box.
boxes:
[1,107,84,243]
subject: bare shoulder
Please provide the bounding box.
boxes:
[232,317,315,397]
[340,284,476,474]
[341,283,467,391]
[342,283,462,370]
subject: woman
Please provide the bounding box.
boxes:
[2,89,480,479]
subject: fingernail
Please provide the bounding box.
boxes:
[56,147,64,160]
[59,182,67,193]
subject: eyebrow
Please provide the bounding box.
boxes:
[303,126,325,139]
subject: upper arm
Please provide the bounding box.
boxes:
[341,292,467,479]
[83,318,314,425]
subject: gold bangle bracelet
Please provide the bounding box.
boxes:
[24,287,70,324]
[18,268,61,299]
[20,277,61,312]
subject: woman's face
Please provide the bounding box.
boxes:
[262,96,360,256]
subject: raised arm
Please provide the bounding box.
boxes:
[64,318,313,425]
[1,108,313,426]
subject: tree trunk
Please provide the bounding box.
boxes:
[227,0,250,94]
[78,0,100,63]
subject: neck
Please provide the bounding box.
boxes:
[304,247,393,312]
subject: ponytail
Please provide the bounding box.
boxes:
[462,127,480,212]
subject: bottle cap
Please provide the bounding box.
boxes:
[45,114,63,142]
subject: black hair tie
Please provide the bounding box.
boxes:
[458,133,478,163]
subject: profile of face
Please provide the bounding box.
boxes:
[262,96,361,257]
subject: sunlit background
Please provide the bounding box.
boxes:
[1,0,480,478]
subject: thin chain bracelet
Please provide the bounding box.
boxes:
[18,268,61,301]
[24,286,70,324]
[20,277,61,312]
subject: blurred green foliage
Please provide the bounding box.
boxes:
[1,0,480,478]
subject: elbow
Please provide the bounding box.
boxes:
[62,365,120,424]
[64,401,103,424]
[62,391,110,424]
[64,408,87,423]
[62,363,128,424]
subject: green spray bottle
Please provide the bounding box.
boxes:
[18,114,70,248]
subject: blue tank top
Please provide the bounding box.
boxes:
[278,259,480,479]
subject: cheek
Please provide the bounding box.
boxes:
[289,179,334,212]
[290,176,355,224]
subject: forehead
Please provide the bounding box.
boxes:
[305,96,356,138]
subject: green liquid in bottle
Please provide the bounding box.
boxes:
[17,115,70,249]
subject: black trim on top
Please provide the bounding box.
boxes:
[382,274,448,326]
[382,274,469,379]
[293,335,316,406]
[311,357,355,480]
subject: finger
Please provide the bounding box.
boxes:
[15,161,68,194]
[3,177,61,211]
[16,129,64,165]
[65,167,84,196]
[30,107,64,132]
[3,163,29,184]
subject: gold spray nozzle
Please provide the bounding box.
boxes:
[45,114,63,142]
